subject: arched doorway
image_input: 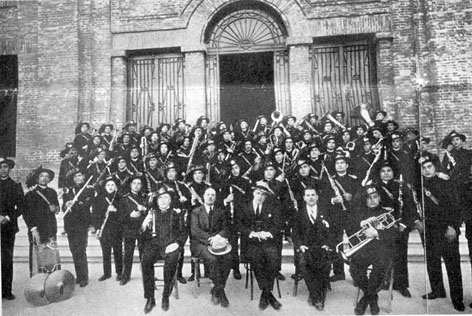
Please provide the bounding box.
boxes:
[204,2,290,126]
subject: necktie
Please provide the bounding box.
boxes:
[256,204,261,216]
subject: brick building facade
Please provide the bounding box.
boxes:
[0,0,471,176]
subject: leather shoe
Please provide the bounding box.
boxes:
[116,275,122,281]
[177,275,187,284]
[120,278,129,286]
[79,279,88,288]
[267,292,282,310]
[369,295,380,315]
[453,301,465,312]
[144,298,156,314]
[422,291,446,300]
[233,270,242,280]
[161,296,170,311]
[188,274,195,282]
[354,296,368,315]
[329,274,345,282]
[75,278,81,285]
[210,287,220,305]
[220,289,229,308]
[259,293,269,311]
[397,288,412,298]
[98,275,111,282]
[276,272,285,281]
[314,301,324,311]
[2,293,15,300]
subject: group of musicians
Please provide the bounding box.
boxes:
[1,109,471,314]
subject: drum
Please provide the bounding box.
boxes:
[44,270,76,303]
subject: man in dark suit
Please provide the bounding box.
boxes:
[190,187,232,308]
[238,181,283,311]
[0,158,24,300]
[293,186,334,311]
[141,187,187,313]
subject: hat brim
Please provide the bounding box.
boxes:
[207,244,232,256]
[0,159,15,169]
[37,168,55,181]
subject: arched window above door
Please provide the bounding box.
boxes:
[206,9,287,54]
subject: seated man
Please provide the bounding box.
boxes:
[348,185,399,315]
[238,181,283,310]
[141,187,187,313]
[190,187,232,308]
[292,186,335,310]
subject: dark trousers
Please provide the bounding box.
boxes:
[99,235,123,277]
[299,251,330,302]
[393,230,410,289]
[195,247,232,290]
[1,231,15,295]
[425,229,463,304]
[332,226,345,276]
[141,243,180,299]
[465,220,472,266]
[247,245,279,292]
[229,232,240,271]
[350,249,391,297]
[67,229,89,282]
[122,236,144,280]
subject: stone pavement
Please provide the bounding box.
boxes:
[3,261,472,316]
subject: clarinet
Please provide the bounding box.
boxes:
[322,163,346,211]
[97,191,117,239]
[229,186,235,219]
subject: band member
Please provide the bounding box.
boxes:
[220,159,252,279]
[92,177,123,282]
[98,123,114,149]
[190,187,232,308]
[321,153,359,282]
[322,135,337,174]
[58,146,85,188]
[123,121,139,145]
[348,185,398,315]
[353,137,377,179]
[238,181,283,310]
[141,187,187,313]
[87,150,113,187]
[62,169,94,287]
[112,156,134,196]
[128,146,144,176]
[0,158,24,300]
[161,162,191,284]
[23,167,59,276]
[120,175,147,285]
[73,122,92,157]
[419,153,464,311]
[144,153,163,193]
[293,186,335,310]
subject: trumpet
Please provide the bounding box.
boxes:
[321,112,347,131]
[336,210,400,261]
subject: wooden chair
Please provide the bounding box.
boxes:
[243,261,281,301]
[153,252,180,299]
[191,257,213,298]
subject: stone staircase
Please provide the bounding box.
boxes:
[13,216,470,264]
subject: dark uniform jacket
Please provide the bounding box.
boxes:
[23,186,59,243]
[92,192,123,241]
[121,191,147,239]
[62,184,94,233]
[0,177,24,234]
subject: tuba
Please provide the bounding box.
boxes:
[271,110,283,128]
[336,210,400,261]
[321,112,347,131]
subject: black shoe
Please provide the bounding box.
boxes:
[2,293,15,300]
[116,275,122,281]
[329,274,345,282]
[75,278,81,285]
[396,288,412,298]
[369,295,380,315]
[144,298,156,314]
[276,272,285,281]
[120,278,129,286]
[291,273,303,281]
[98,275,111,282]
[259,293,269,311]
[188,274,195,282]
[79,279,88,288]
[220,289,229,308]
[161,296,170,311]
[177,275,187,284]
[267,292,282,310]
[355,296,368,315]
[233,270,241,280]
[422,291,446,299]
[453,301,465,312]
[210,287,220,305]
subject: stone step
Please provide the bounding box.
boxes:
[13,217,471,264]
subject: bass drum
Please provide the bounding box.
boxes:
[44,269,76,303]
[24,273,49,306]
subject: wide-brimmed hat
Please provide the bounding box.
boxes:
[156,186,172,199]
[98,123,114,134]
[186,164,207,180]
[0,157,15,169]
[207,238,232,256]
[122,121,137,131]
[102,176,119,188]
[74,122,90,135]
[252,180,274,196]
[35,167,55,182]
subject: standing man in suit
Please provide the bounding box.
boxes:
[292,186,334,311]
[238,181,283,310]
[190,187,232,308]
[0,158,24,300]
